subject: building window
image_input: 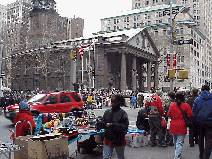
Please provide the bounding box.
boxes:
[163,30,166,35]
[117,19,119,23]
[145,1,149,5]
[127,24,130,28]
[159,12,162,17]
[114,19,116,24]
[144,14,148,19]
[127,17,129,22]
[134,23,137,28]
[159,19,162,23]
[124,17,126,22]
[193,4,196,8]
[114,26,116,30]
[137,15,140,20]
[180,28,183,34]
[134,16,136,21]
[137,23,140,27]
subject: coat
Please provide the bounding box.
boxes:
[102,108,129,147]
[145,94,163,117]
[167,102,192,135]
[192,90,212,125]
[13,110,36,137]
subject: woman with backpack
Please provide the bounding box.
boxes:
[167,91,192,159]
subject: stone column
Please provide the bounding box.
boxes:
[154,62,159,89]
[147,61,151,91]
[121,53,126,91]
[132,56,136,92]
[103,54,108,89]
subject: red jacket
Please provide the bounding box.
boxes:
[13,110,35,137]
[167,102,192,135]
[145,94,163,117]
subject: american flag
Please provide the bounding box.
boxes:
[78,43,84,60]
[52,112,57,119]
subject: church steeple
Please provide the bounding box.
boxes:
[31,0,56,10]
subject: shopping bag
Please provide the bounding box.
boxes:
[161,117,167,128]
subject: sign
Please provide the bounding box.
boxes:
[163,8,179,16]
[174,39,193,45]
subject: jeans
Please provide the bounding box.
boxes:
[131,103,136,109]
[173,134,185,159]
[198,124,212,159]
[103,144,125,159]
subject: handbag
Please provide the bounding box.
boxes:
[178,105,193,128]
[161,117,167,128]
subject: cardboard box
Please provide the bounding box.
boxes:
[28,138,61,159]
[13,135,34,159]
[60,135,69,159]
[14,135,66,159]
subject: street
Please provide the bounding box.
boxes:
[0,106,210,159]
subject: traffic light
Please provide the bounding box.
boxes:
[70,50,76,60]
[92,69,95,77]
[168,69,175,78]
[178,70,188,79]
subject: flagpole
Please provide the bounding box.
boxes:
[89,46,91,93]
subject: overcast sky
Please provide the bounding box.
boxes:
[1,0,132,38]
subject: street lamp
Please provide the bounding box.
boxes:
[169,1,193,91]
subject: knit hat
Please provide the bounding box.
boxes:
[19,101,30,111]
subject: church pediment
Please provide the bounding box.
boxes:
[126,29,159,57]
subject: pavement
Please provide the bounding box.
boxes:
[69,134,205,159]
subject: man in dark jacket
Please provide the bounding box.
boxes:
[193,85,212,159]
[101,94,129,159]
[186,88,199,147]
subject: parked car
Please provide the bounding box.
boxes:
[4,92,83,122]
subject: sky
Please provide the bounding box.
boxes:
[1,0,132,38]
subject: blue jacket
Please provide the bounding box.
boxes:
[131,96,137,103]
[192,90,212,124]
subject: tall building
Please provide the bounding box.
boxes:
[67,16,84,39]
[0,4,7,40]
[1,0,84,89]
[100,3,210,91]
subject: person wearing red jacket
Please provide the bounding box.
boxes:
[13,101,35,137]
[167,91,192,159]
[145,90,166,147]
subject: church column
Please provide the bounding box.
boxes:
[132,56,136,92]
[147,61,151,91]
[154,62,159,89]
[121,53,126,91]
[103,54,108,88]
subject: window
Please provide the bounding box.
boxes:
[134,23,136,28]
[107,20,110,25]
[159,12,162,17]
[155,12,158,17]
[159,19,162,23]
[124,17,126,22]
[181,56,184,62]
[71,94,81,102]
[144,14,148,19]
[134,16,136,21]
[127,24,130,28]
[46,95,58,104]
[137,15,140,20]
[114,26,116,30]
[114,19,116,24]
[60,94,71,103]
[127,17,129,22]
[193,4,196,8]
[117,19,119,23]
[180,28,183,34]
[145,1,149,5]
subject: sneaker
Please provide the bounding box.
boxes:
[158,143,167,147]
[190,144,194,147]
[151,142,157,147]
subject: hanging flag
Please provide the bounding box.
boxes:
[78,43,84,60]
[52,112,57,119]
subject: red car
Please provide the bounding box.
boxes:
[4,92,83,122]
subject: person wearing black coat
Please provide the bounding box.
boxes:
[136,107,150,133]
[97,94,129,159]
[186,88,199,147]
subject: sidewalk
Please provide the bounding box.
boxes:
[71,134,210,159]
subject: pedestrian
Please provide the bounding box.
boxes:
[192,85,212,159]
[167,91,192,159]
[145,90,166,147]
[130,93,137,109]
[185,88,199,147]
[164,91,176,146]
[100,94,129,159]
[137,94,144,108]
[136,107,150,133]
[13,101,36,137]
[86,94,93,110]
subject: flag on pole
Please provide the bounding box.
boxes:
[78,43,84,60]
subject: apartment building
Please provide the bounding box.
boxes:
[0,4,6,40]
[67,16,84,39]
[100,3,209,90]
